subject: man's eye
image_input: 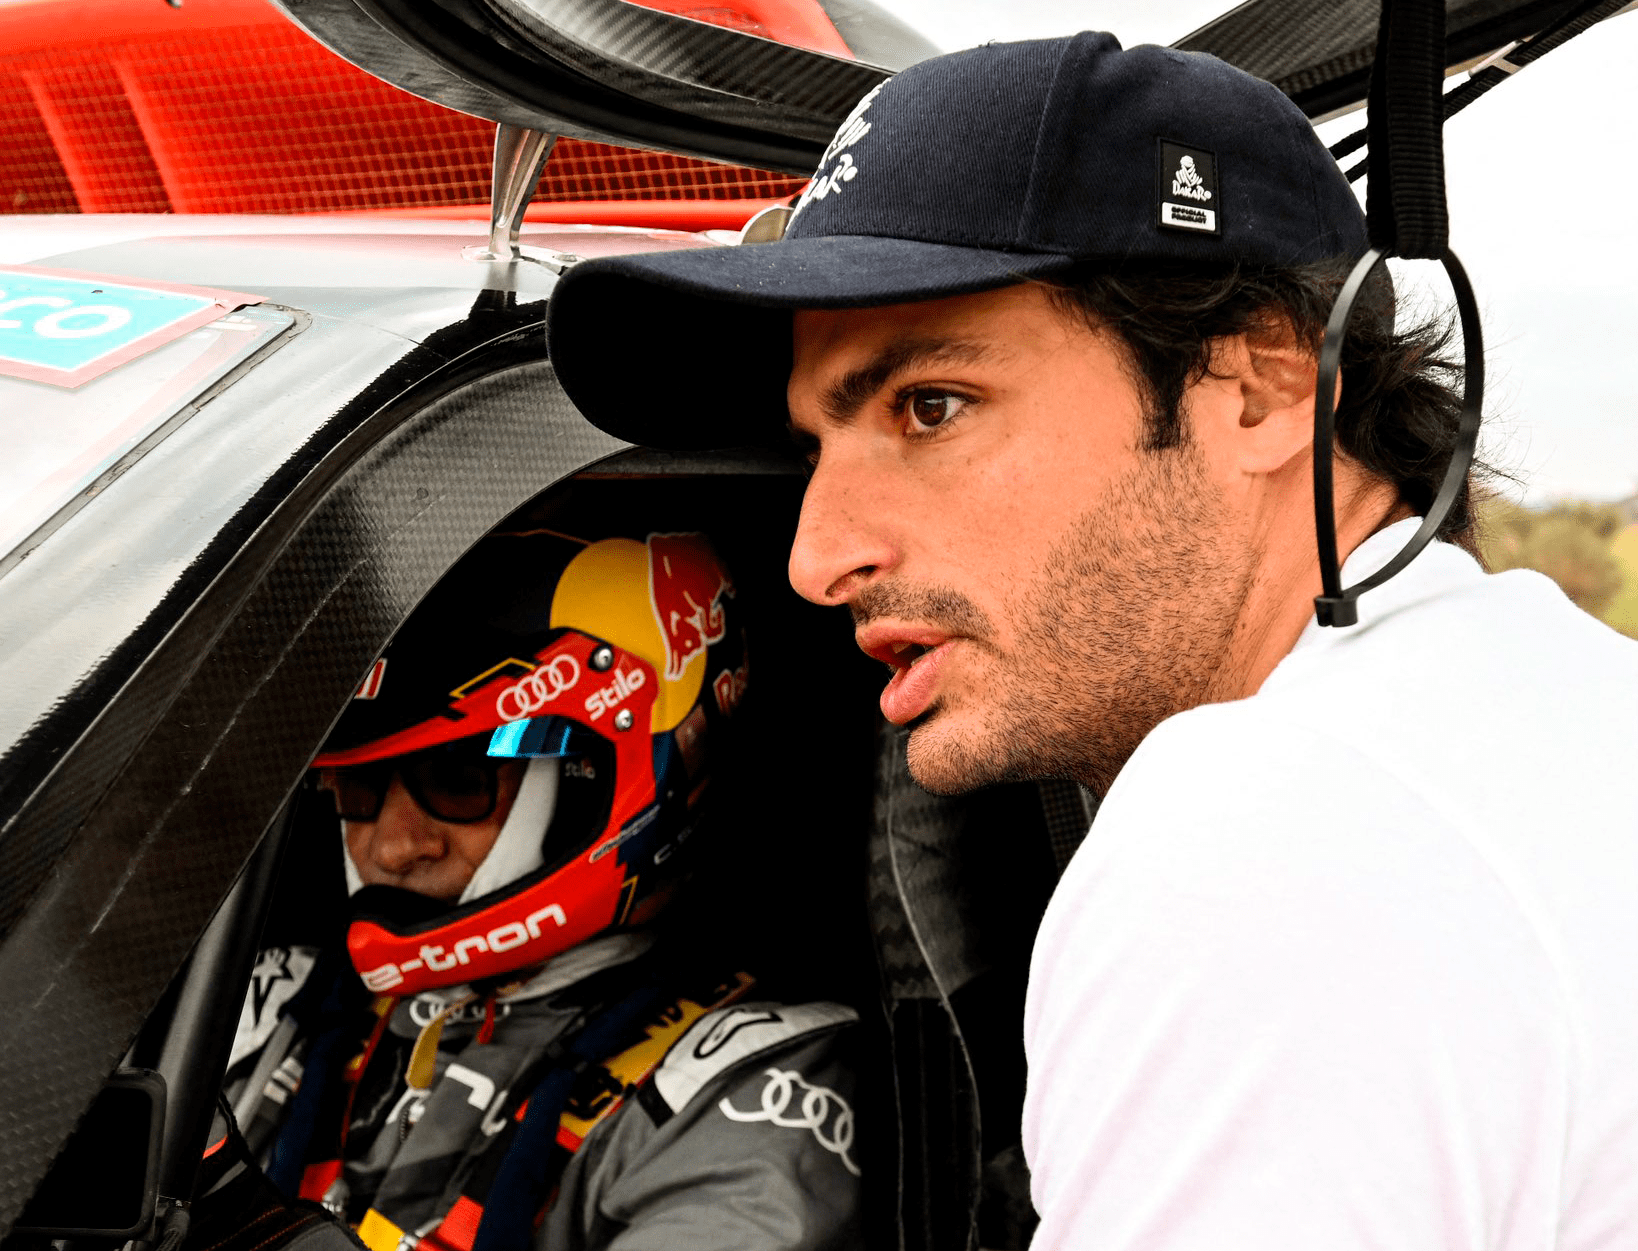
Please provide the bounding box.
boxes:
[904,392,968,433]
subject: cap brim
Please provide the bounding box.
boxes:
[547,235,1075,450]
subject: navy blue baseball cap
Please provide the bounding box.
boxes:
[547,31,1367,450]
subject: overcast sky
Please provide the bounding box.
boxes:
[886,1,1638,504]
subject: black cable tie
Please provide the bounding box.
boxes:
[1312,249,1484,626]
[1330,127,1369,160]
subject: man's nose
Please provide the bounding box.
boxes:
[365,780,448,873]
[787,453,898,607]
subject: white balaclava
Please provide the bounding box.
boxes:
[342,756,560,900]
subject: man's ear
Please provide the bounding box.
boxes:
[1197,329,1333,476]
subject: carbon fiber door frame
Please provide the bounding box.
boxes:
[271,0,888,173]
[0,338,626,1233]
[268,0,1588,182]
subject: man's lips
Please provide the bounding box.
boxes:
[855,624,956,725]
[855,623,952,668]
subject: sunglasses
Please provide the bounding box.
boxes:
[325,743,508,825]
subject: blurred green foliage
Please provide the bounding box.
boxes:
[1476,496,1638,636]
[1606,526,1638,638]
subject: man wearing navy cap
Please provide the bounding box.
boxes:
[548,33,1638,1251]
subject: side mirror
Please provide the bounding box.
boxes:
[14,1069,166,1241]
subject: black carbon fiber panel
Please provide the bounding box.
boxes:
[1035,778,1097,876]
[876,724,1056,1004]
[273,0,1585,176]
[271,0,578,135]
[0,294,572,943]
[0,355,623,1232]
[868,724,937,1003]
[271,0,889,173]
[482,0,887,134]
[0,319,415,942]
[870,720,1056,1250]
[891,998,979,1251]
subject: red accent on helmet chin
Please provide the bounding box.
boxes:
[347,853,623,994]
[337,632,662,994]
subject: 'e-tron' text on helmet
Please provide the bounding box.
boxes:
[313,531,746,995]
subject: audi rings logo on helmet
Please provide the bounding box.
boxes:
[495,656,581,722]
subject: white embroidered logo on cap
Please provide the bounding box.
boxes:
[1171,155,1212,202]
[789,81,887,225]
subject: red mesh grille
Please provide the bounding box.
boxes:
[0,0,807,216]
[540,140,803,203]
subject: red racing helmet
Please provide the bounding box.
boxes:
[313,530,746,996]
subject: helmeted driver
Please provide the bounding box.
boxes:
[197,528,860,1251]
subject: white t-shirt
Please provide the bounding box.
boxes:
[1023,518,1638,1250]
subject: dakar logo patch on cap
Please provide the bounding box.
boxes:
[789,80,887,225]
[1157,140,1220,236]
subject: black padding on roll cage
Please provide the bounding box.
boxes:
[1365,0,1448,258]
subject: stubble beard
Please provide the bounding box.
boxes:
[899,444,1254,797]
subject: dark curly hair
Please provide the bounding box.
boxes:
[1043,260,1477,542]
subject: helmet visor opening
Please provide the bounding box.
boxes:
[328,739,506,825]
[488,715,618,875]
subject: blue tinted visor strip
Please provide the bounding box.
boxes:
[489,715,586,759]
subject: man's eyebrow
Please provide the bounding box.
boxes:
[815,336,993,426]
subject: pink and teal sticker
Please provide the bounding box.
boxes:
[0,266,262,388]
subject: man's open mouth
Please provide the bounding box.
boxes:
[854,628,957,726]
[889,641,934,668]
[856,627,951,671]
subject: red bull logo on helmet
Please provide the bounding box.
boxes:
[647,533,734,682]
